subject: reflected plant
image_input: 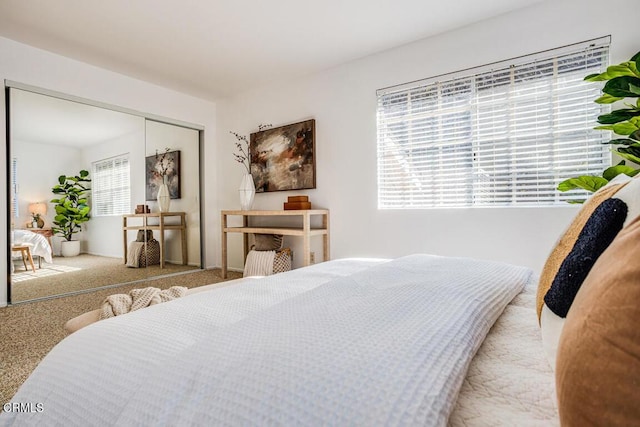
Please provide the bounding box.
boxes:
[51,170,91,241]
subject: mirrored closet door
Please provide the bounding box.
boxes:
[7,86,202,303]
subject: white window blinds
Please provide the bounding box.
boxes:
[376,41,610,208]
[11,157,18,217]
[92,154,130,216]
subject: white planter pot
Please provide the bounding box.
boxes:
[60,240,81,257]
[239,174,255,210]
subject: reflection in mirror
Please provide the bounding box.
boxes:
[141,121,201,269]
[8,88,202,303]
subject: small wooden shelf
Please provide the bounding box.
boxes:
[223,226,328,236]
[122,212,187,268]
[221,209,330,278]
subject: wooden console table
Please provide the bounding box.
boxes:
[122,212,187,268]
[221,209,330,278]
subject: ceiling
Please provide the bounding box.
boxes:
[11,89,143,147]
[0,0,545,100]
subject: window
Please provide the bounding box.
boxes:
[376,40,610,208]
[92,154,131,216]
[11,157,18,217]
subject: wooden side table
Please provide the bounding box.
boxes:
[221,209,330,278]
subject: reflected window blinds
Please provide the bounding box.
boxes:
[92,154,131,216]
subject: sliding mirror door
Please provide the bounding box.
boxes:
[7,87,202,303]
[126,120,202,274]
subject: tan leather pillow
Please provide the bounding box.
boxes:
[556,215,640,425]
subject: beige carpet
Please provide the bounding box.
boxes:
[11,254,199,302]
[0,268,243,406]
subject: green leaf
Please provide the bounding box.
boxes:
[58,175,66,185]
[597,109,640,124]
[630,130,640,142]
[595,119,640,135]
[602,164,638,181]
[605,63,640,79]
[79,170,89,178]
[585,62,640,81]
[557,176,609,193]
[603,76,640,98]
[618,145,640,156]
[616,151,640,165]
[616,145,640,165]
[604,138,640,147]
[630,83,640,95]
[585,73,609,82]
[567,199,586,204]
[631,51,640,63]
[595,93,624,104]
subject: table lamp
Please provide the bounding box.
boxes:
[29,202,47,228]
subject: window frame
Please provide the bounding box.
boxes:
[376,38,611,209]
[91,153,131,217]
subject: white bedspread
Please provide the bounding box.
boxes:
[12,230,53,264]
[449,281,559,426]
[1,255,532,426]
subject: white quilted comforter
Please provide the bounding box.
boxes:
[2,255,543,426]
[449,281,559,426]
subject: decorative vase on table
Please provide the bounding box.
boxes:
[239,173,255,210]
[157,175,171,212]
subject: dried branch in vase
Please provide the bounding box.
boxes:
[230,124,272,174]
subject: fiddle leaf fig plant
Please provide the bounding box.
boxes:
[51,169,91,241]
[558,51,640,201]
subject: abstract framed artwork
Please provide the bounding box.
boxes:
[250,119,316,192]
[145,150,181,200]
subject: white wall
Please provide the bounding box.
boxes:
[82,127,145,258]
[216,0,639,273]
[10,140,82,246]
[0,37,218,306]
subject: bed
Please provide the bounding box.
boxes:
[11,230,53,265]
[0,254,558,426]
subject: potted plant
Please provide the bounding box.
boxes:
[558,51,640,202]
[51,170,91,256]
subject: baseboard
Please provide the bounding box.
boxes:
[207,265,243,273]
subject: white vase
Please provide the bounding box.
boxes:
[239,173,255,210]
[158,176,171,212]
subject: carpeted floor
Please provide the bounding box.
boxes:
[11,254,200,302]
[0,268,243,406]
